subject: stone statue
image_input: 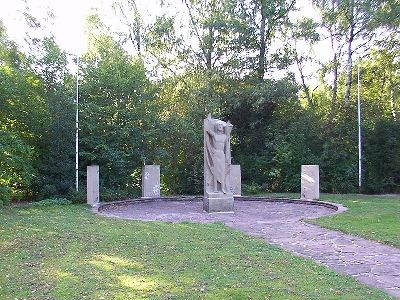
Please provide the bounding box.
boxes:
[203,115,234,212]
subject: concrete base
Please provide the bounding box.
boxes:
[203,192,234,212]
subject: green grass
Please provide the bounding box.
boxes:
[0,204,395,299]
[256,193,400,248]
[316,194,400,248]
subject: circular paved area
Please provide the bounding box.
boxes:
[99,199,400,298]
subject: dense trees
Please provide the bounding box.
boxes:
[0,0,399,204]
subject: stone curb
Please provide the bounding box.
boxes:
[235,196,348,217]
[93,196,347,216]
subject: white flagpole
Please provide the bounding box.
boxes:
[75,56,79,192]
[357,61,362,190]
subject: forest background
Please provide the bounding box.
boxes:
[0,0,399,204]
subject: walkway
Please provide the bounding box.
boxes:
[99,199,400,298]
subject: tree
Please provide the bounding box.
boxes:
[0,22,42,200]
[32,37,75,196]
[285,17,320,108]
[232,0,295,80]
[113,0,143,55]
[79,26,160,195]
[314,0,400,108]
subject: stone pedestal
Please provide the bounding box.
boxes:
[87,165,99,206]
[142,165,160,198]
[203,192,234,212]
[230,165,241,196]
[301,165,319,200]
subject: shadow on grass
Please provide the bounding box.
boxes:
[0,204,396,299]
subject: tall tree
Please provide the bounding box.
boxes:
[314,0,400,107]
[285,17,320,108]
[32,37,75,196]
[234,0,295,80]
[113,0,143,55]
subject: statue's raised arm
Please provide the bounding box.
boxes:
[205,114,215,137]
[225,121,233,137]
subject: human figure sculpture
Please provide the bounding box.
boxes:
[204,114,233,194]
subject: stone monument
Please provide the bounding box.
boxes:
[203,115,234,212]
[230,165,242,196]
[142,165,161,198]
[301,165,319,200]
[87,165,99,206]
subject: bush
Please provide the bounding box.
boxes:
[32,197,72,206]
[242,183,263,195]
[0,130,35,201]
[68,189,87,204]
[0,185,12,206]
[363,120,400,193]
[100,189,131,202]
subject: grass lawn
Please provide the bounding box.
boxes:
[0,204,395,299]
[316,194,400,248]
[255,193,400,248]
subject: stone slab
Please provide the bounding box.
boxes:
[301,165,319,200]
[230,165,241,196]
[203,192,234,212]
[87,165,99,206]
[142,165,160,198]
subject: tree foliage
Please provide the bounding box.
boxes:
[0,0,399,203]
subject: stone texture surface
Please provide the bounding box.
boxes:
[204,115,234,212]
[87,165,99,206]
[301,165,320,200]
[142,165,160,198]
[203,193,234,212]
[100,199,400,298]
[230,165,241,196]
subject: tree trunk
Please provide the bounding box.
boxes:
[258,0,266,81]
[127,0,141,55]
[296,56,313,108]
[344,2,355,106]
[389,67,397,121]
[206,25,214,70]
[391,88,397,121]
[330,52,339,121]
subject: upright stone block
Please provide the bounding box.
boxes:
[230,165,242,196]
[142,165,160,198]
[87,165,99,205]
[301,165,319,200]
[203,115,234,212]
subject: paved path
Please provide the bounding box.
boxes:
[99,200,400,298]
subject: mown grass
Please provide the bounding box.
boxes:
[315,194,400,248]
[0,204,395,299]
[256,193,400,248]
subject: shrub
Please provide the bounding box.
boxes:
[0,185,12,206]
[242,183,263,195]
[0,130,35,202]
[32,197,72,206]
[68,189,87,204]
[100,189,131,202]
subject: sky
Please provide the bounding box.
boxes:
[1,0,106,54]
[0,0,330,86]
[0,0,190,55]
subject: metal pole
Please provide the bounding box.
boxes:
[75,56,79,192]
[357,61,362,190]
